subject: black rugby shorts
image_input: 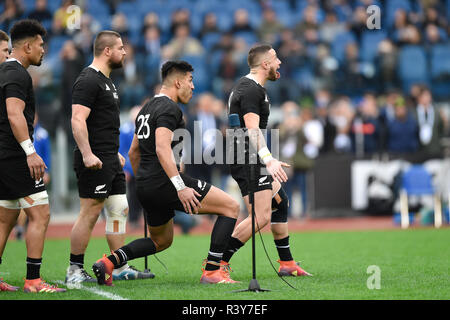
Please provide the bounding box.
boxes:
[136,172,211,227]
[0,156,46,200]
[230,163,273,197]
[73,152,126,199]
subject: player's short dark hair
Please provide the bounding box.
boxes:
[247,43,272,68]
[161,60,194,82]
[93,30,121,57]
[0,30,9,43]
[10,19,46,46]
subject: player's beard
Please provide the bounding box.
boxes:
[268,67,280,81]
[109,58,124,70]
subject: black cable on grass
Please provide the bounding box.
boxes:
[254,212,298,291]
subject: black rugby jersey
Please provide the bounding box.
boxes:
[0,59,36,160]
[72,66,120,155]
[135,95,185,180]
[228,75,271,130]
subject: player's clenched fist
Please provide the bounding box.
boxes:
[83,153,103,170]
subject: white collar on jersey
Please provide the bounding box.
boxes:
[88,65,100,72]
[154,93,171,99]
[245,73,263,86]
[6,58,22,65]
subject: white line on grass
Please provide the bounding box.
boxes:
[55,280,128,300]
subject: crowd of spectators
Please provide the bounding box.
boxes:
[2,0,450,219]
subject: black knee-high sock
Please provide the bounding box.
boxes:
[26,257,42,280]
[274,236,293,261]
[205,216,237,271]
[70,253,84,268]
[221,236,244,263]
[107,238,157,267]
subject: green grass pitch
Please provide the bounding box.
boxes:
[0,228,449,300]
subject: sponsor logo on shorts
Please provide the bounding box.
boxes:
[95,184,107,194]
[258,176,270,187]
[35,178,44,188]
[197,180,207,191]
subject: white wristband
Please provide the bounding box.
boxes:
[258,146,274,164]
[170,175,186,191]
[20,139,36,156]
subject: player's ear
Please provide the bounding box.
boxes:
[24,40,32,54]
[174,77,181,89]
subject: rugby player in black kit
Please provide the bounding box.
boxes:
[66,31,150,287]
[92,61,240,285]
[223,44,312,277]
[0,20,65,293]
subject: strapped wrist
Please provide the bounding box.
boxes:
[258,146,274,164]
[170,175,186,191]
[20,139,36,156]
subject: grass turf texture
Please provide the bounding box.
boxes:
[0,228,448,300]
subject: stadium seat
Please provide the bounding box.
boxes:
[398,165,442,228]
[331,31,357,63]
[430,44,450,80]
[233,31,258,46]
[85,1,110,17]
[397,45,429,92]
[47,35,70,58]
[385,0,412,27]
[181,54,210,93]
[201,32,221,51]
[360,30,387,62]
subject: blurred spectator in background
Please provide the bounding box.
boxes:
[60,39,85,144]
[275,28,307,101]
[339,42,365,96]
[111,43,145,109]
[279,100,321,217]
[169,8,191,38]
[0,0,24,31]
[314,88,337,154]
[329,97,355,153]
[319,10,347,44]
[351,92,381,156]
[415,85,445,159]
[313,43,338,91]
[278,101,303,216]
[294,5,319,40]
[257,8,284,45]
[349,5,367,42]
[375,39,398,92]
[230,8,253,34]
[110,12,129,40]
[162,24,204,60]
[379,88,400,151]
[216,48,239,99]
[141,26,161,57]
[28,0,52,23]
[199,12,220,40]
[185,93,219,184]
[390,8,410,44]
[385,96,419,154]
[73,14,99,58]
[141,12,160,35]
[424,23,447,46]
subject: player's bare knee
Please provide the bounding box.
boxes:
[226,199,240,219]
[154,237,172,252]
